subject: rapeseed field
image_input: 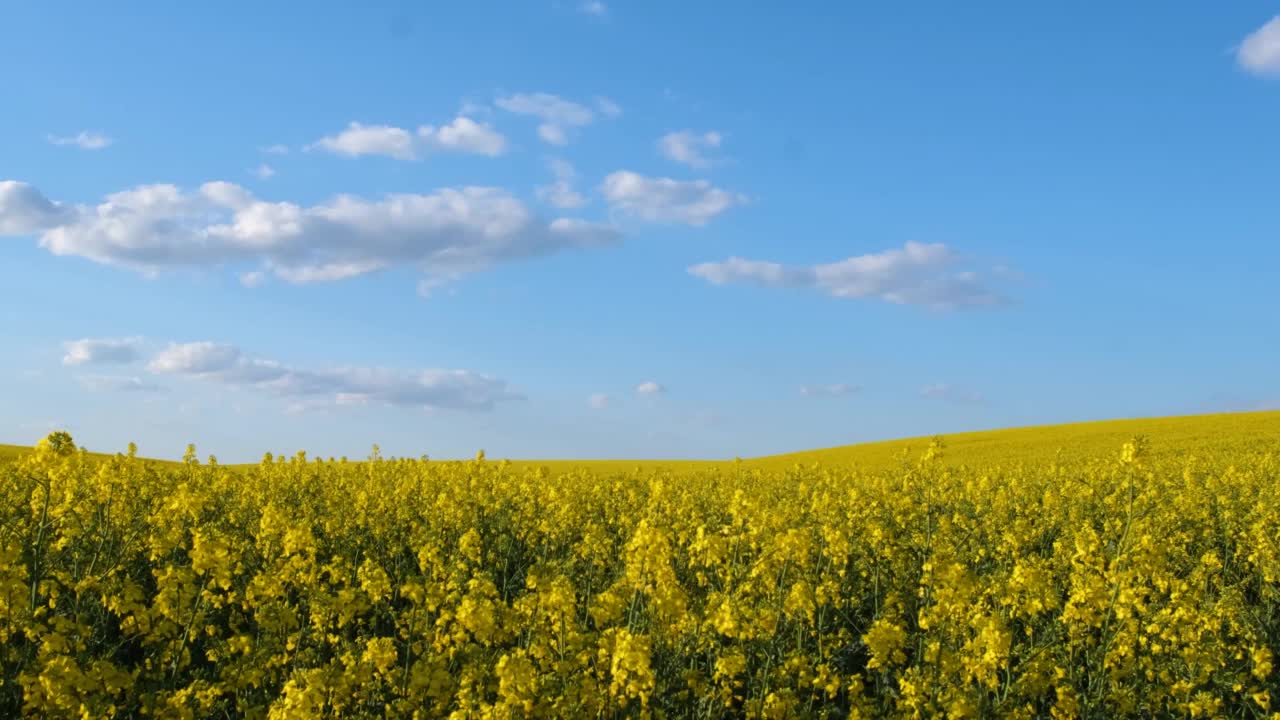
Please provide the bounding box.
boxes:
[1,412,1278,718]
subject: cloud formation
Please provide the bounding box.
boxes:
[495,93,616,145]
[0,181,71,234]
[147,341,519,411]
[580,1,607,16]
[76,375,165,393]
[657,130,723,168]
[635,381,665,395]
[1239,16,1280,75]
[312,117,506,160]
[47,131,112,150]
[1,180,621,291]
[601,171,744,225]
[62,337,144,366]
[536,158,587,209]
[800,383,859,397]
[588,392,611,409]
[919,383,983,404]
[688,242,1009,310]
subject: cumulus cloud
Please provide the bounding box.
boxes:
[252,164,276,179]
[800,383,859,397]
[688,242,1009,310]
[588,392,611,409]
[311,117,507,160]
[601,171,744,225]
[635,381,665,395]
[147,341,520,411]
[47,131,112,150]
[77,375,165,393]
[495,92,610,145]
[657,130,723,168]
[1239,16,1280,75]
[919,383,983,404]
[0,181,71,234]
[0,180,621,291]
[536,158,587,209]
[62,337,144,366]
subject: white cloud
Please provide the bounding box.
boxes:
[147,341,519,411]
[588,392,611,409]
[239,271,267,288]
[458,99,492,118]
[261,144,290,155]
[595,97,622,117]
[77,374,165,393]
[919,383,983,404]
[800,383,859,397]
[424,116,508,155]
[601,171,744,225]
[580,1,607,16]
[47,131,112,150]
[0,181,71,234]
[1,180,621,291]
[312,123,416,159]
[657,130,723,168]
[252,164,276,179]
[688,242,1009,310]
[636,381,665,395]
[1239,16,1280,75]
[536,158,587,209]
[62,337,144,366]
[311,117,506,160]
[495,92,607,145]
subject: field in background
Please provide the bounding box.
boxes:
[7,410,1277,469]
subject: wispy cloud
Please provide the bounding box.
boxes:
[601,171,745,225]
[536,158,587,209]
[62,337,144,366]
[580,1,607,17]
[1239,16,1280,76]
[147,341,521,411]
[76,374,166,393]
[260,144,290,155]
[47,131,112,150]
[495,92,615,145]
[919,383,984,404]
[689,242,1011,310]
[658,130,723,168]
[800,383,859,398]
[588,392,612,409]
[251,163,276,179]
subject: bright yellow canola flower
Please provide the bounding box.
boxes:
[0,427,1278,718]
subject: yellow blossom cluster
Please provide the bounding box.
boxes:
[1,430,1278,718]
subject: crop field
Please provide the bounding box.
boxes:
[1,411,1279,718]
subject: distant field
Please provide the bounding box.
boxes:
[5,410,1278,468]
[502,409,1280,472]
[745,409,1280,470]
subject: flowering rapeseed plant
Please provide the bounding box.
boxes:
[1,426,1278,718]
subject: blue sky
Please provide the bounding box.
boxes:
[3,1,1279,461]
